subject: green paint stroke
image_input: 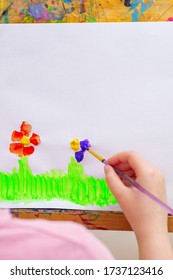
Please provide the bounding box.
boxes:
[0,157,117,206]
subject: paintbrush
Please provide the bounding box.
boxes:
[87,148,173,216]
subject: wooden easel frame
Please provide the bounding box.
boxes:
[10,209,173,232]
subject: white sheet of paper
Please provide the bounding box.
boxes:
[0,23,173,209]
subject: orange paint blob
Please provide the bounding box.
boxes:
[20,121,32,136]
[30,133,41,146]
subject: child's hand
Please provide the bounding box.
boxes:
[104,151,173,259]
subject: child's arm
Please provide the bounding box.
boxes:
[104,151,173,259]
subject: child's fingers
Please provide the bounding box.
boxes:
[115,162,131,171]
[124,169,135,178]
[107,151,155,177]
[104,165,129,200]
[109,162,136,179]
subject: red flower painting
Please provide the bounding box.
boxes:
[9,121,41,157]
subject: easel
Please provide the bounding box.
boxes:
[11,209,173,232]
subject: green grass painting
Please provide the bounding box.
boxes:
[0,156,117,206]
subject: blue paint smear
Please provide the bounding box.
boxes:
[28,5,43,20]
[129,0,153,21]
[140,1,153,16]
[132,9,138,22]
[28,4,50,20]
[128,0,140,11]
[51,13,64,20]
[0,4,11,23]
[63,0,72,4]
[4,14,9,23]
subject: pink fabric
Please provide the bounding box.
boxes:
[0,209,114,260]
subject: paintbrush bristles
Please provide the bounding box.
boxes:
[87,149,105,162]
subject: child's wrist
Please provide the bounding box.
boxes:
[135,228,169,244]
[137,234,173,259]
[136,231,170,248]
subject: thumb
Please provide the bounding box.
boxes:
[104,164,127,200]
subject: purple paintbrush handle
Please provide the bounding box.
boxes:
[103,160,173,216]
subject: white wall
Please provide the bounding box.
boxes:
[92,231,173,259]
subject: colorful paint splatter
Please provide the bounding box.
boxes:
[0,0,173,23]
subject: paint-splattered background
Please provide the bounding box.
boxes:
[0,0,173,23]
